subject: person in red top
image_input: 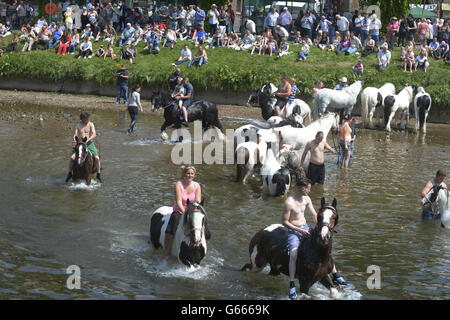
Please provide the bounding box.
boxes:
[57,31,71,55]
[387,17,399,51]
[163,165,202,260]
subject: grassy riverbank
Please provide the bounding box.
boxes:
[0,34,449,110]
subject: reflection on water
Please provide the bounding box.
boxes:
[0,104,449,300]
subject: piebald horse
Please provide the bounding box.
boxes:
[361,83,396,128]
[149,200,211,267]
[384,86,415,132]
[241,198,340,299]
[261,141,291,197]
[413,87,432,133]
[314,81,363,119]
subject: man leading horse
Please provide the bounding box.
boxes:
[65,112,103,183]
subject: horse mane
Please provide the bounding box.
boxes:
[346,81,362,96]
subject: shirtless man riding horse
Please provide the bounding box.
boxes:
[273,75,292,117]
[65,112,103,183]
[284,179,348,300]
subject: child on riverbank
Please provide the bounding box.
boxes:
[353,59,364,75]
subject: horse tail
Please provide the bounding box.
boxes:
[418,95,431,129]
[361,90,369,127]
[240,263,253,271]
[384,96,395,126]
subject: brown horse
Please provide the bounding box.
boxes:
[241,198,340,298]
[71,136,99,185]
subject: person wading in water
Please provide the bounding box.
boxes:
[421,170,447,219]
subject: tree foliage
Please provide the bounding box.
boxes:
[359,0,421,25]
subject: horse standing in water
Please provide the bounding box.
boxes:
[261,141,291,197]
[413,87,432,133]
[149,200,210,267]
[241,198,340,298]
[71,136,99,185]
[361,83,396,128]
[383,86,415,132]
[314,81,363,119]
[437,188,450,228]
[151,90,224,141]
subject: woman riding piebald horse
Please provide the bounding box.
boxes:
[65,112,103,184]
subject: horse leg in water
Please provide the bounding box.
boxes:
[319,275,339,298]
[160,120,172,140]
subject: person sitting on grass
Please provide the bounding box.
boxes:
[176,24,188,40]
[103,24,116,45]
[77,37,93,59]
[444,50,450,65]
[194,26,207,47]
[403,47,414,73]
[162,26,177,49]
[414,49,429,73]
[188,26,197,41]
[336,35,350,54]
[362,34,376,57]
[121,44,136,64]
[119,23,135,47]
[57,31,71,55]
[296,39,310,61]
[208,29,222,48]
[313,31,323,46]
[250,35,265,55]
[435,41,449,60]
[236,29,255,51]
[103,43,116,59]
[81,24,92,40]
[428,37,439,58]
[317,31,329,50]
[173,44,192,66]
[188,45,208,67]
[328,31,341,52]
[49,27,62,49]
[10,33,19,52]
[147,27,162,54]
[399,46,406,61]
[91,22,102,43]
[96,44,105,57]
[227,31,240,49]
[264,35,277,56]
[277,37,291,58]
[347,33,362,55]
[131,24,144,46]
[377,44,391,71]
[293,31,302,45]
[353,58,364,75]
[171,77,188,126]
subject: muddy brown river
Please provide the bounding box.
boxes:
[0,103,449,300]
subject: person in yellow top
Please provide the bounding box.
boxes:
[339,115,353,168]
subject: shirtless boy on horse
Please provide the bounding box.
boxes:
[65,112,103,183]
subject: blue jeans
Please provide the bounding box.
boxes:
[188,57,207,67]
[353,66,363,75]
[117,84,128,103]
[298,50,309,60]
[175,58,190,66]
[347,45,358,54]
[68,42,78,53]
[353,27,361,37]
[328,26,336,43]
[337,44,348,54]
[128,106,138,132]
[338,141,354,166]
[49,39,60,48]
[119,35,130,47]
[361,30,369,46]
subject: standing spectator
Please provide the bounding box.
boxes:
[127,84,143,134]
[207,4,219,36]
[1,5,6,25]
[169,5,179,31]
[406,14,417,48]
[327,9,337,43]
[16,1,27,27]
[387,17,399,51]
[194,5,205,30]
[10,32,19,51]
[316,15,331,36]
[186,5,196,30]
[336,14,349,38]
[173,44,192,66]
[369,14,382,45]
[218,9,227,35]
[300,11,313,40]
[353,11,362,38]
[88,7,98,26]
[115,64,129,104]
[278,7,292,34]
[360,12,370,46]
[377,44,391,71]
[266,7,278,36]
[311,81,323,113]
[81,7,89,30]
[177,5,186,29]
[227,4,235,33]
[65,7,74,35]
[274,24,289,46]
[417,18,429,48]
[398,15,407,47]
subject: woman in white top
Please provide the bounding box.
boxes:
[127,85,144,133]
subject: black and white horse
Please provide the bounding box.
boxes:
[384,86,415,132]
[149,200,210,267]
[241,198,340,299]
[361,83,396,128]
[151,90,224,141]
[413,87,432,133]
[261,141,291,197]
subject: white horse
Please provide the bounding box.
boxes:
[414,87,432,133]
[235,131,269,184]
[361,83,396,128]
[314,81,363,119]
[437,188,450,228]
[261,141,291,197]
[383,86,414,132]
[149,201,210,267]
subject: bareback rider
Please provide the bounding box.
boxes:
[65,112,103,183]
[273,75,292,117]
[421,170,447,219]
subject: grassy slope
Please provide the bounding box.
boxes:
[0,34,449,109]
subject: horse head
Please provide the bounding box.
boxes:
[414,86,425,96]
[74,136,88,166]
[247,88,260,107]
[347,81,363,98]
[184,200,207,246]
[151,90,162,111]
[315,198,339,247]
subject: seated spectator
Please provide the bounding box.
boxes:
[96,45,105,57]
[414,49,429,72]
[353,58,364,75]
[403,47,414,72]
[188,27,197,41]
[264,35,277,56]
[435,41,449,60]
[362,35,376,57]
[405,40,414,52]
[173,44,192,66]
[36,25,52,50]
[188,45,208,67]
[428,37,439,58]
[337,36,350,55]
[377,44,391,71]
[103,24,116,45]
[68,29,79,55]
[81,24,92,40]
[418,41,428,56]
[194,26,207,47]
[296,40,310,61]
[316,31,329,51]
[103,43,116,59]
[57,31,71,55]
[131,24,144,46]
[0,23,11,38]
[147,27,162,54]
[121,44,137,64]
[304,35,313,46]
[176,25,189,40]
[250,35,265,55]
[293,31,302,45]
[49,28,62,49]
[347,33,362,55]
[328,32,341,52]
[377,35,388,51]
[22,27,37,52]
[162,27,177,49]
[277,37,291,58]
[10,33,19,52]
[119,23,135,47]
[77,37,93,59]
[237,29,255,51]
[444,50,450,65]
[227,31,240,48]
[208,29,222,48]
[91,22,102,42]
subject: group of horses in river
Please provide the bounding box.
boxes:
[68,80,445,299]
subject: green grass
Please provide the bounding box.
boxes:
[0,34,449,110]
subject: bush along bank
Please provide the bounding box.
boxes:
[0,36,449,110]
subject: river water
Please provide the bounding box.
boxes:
[0,103,449,300]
